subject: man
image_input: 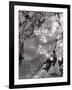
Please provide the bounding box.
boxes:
[51,50,57,66]
[43,57,53,72]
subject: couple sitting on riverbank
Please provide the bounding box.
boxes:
[43,50,63,72]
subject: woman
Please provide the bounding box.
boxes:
[43,57,53,72]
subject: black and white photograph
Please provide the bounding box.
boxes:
[19,11,63,79]
[9,1,70,88]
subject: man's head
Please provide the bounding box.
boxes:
[53,50,55,54]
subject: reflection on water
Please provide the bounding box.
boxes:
[19,54,45,79]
